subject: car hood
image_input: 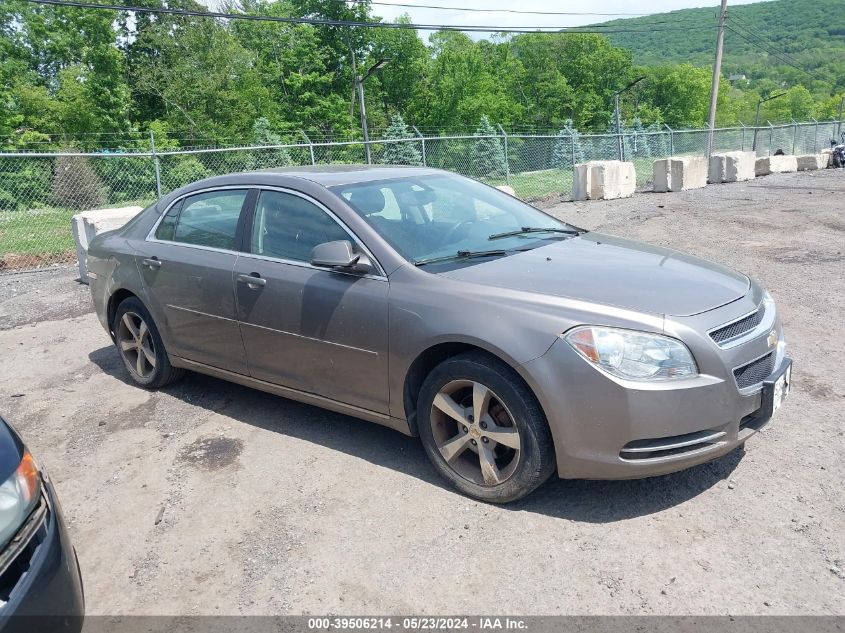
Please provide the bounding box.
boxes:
[439,233,750,317]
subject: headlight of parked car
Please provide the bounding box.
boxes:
[0,451,40,549]
[563,326,698,381]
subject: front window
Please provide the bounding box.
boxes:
[331,173,579,266]
[251,190,349,262]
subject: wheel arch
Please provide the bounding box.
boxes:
[107,288,142,338]
[402,340,548,437]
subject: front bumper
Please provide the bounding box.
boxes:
[0,477,84,633]
[522,332,792,480]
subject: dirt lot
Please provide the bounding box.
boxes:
[0,169,843,616]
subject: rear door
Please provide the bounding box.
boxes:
[135,188,253,374]
[233,188,390,414]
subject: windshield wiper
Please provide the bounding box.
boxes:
[488,226,585,241]
[414,249,510,267]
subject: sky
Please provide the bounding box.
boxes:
[366,0,773,37]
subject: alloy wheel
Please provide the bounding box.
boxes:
[116,311,157,378]
[429,379,521,486]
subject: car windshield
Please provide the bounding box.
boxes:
[330,173,579,266]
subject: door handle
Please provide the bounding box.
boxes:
[237,273,266,288]
[142,257,162,269]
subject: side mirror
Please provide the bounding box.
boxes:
[310,240,371,273]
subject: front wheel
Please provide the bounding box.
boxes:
[417,352,555,503]
[113,296,184,389]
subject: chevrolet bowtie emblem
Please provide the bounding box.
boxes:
[767,329,778,348]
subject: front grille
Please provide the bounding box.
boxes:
[733,352,775,390]
[710,305,765,345]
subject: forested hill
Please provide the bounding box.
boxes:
[601,0,845,92]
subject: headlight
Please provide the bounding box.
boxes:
[563,326,698,381]
[762,290,775,310]
[0,451,40,549]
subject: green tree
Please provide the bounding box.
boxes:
[762,85,816,122]
[640,64,712,127]
[127,8,270,142]
[52,155,106,209]
[381,114,421,166]
[409,31,522,132]
[231,0,352,137]
[552,120,584,169]
[473,115,506,179]
[368,15,429,119]
[250,117,292,168]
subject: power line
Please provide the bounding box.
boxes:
[725,23,834,89]
[729,16,805,65]
[20,0,717,34]
[333,0,649,17]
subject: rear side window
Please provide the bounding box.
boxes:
[160,190,248,250]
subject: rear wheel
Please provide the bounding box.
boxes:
[113,296,183,389]
[417,352,555,503]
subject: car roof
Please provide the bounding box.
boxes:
[253,165,442,187]
[154,165,448,213]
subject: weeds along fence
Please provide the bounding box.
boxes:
[1,119,841,272]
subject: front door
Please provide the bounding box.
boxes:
[234,189,390,414]
[136,188,251,374]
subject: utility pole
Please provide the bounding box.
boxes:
[706,0,729,155]
[355,75,371,164]
[612,76,645,162]
[353,59,389,165]
[751,92,787,153]
[614,92,623,161]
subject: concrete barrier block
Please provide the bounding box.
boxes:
[653,156,708,192]
[821,148,833,167]
[709,151,756,183]
[573,160,636,201]
[796,154,829,171]
[495,185,516,197]
[755,155,798,176]
[71,206,143,283]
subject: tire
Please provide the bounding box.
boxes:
[417,351,555,503]
[113,296,184,389]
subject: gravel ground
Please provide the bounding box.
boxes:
[0,169,843,616]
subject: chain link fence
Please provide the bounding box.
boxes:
[1,119,841,272]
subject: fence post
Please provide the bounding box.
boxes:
[665,124,674,156]
[299,130,315,165]
[811,118,818,153]
[412,125,426,167]
[570,130,577,193]
[618,127,625,162]
[739,122,746,151]
[768,121,774,156]
[497,124,510,185]
[791,119,798,155]
[149,130,162,200]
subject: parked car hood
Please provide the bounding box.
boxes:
[439,233,750,317]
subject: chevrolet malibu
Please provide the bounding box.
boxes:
[87,166,791,502]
